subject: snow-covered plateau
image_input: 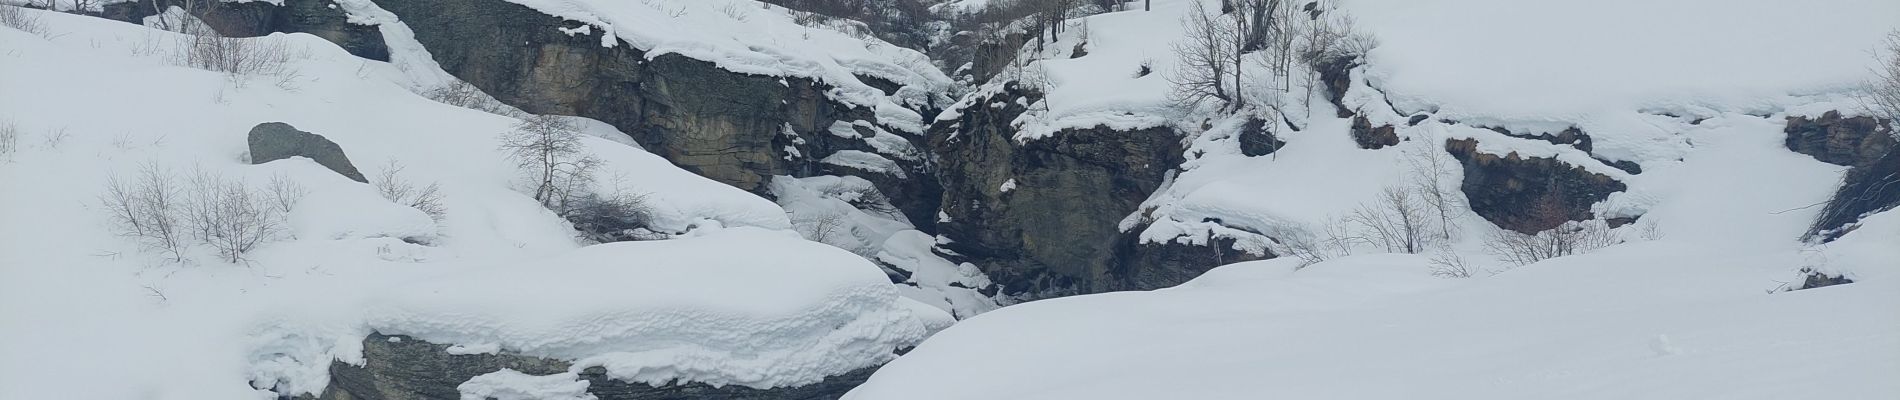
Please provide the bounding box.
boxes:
[1,0,1895,399]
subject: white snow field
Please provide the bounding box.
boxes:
[0,7,951,399]
[846,0,1900,398]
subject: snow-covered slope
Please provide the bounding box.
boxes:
[0,8,946,399]
[846,0,1900,397]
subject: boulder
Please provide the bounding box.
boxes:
[248,122,366,183]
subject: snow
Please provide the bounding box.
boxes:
[365,227,947,389]
[849,242,1900,399]
[457,369,596,400]
[821,150,908,178]
[770,175,1004,318]
[0,9,934,399]
[852,2,1900,397]
[1345,0,1900,120]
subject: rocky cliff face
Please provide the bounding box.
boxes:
[373,0,945,228]
[930,84,1190,297]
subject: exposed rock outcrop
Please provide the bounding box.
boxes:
[1790,112,1899,241]
[248,122,367,183]
[1349,115,1398,149]
[101,0,389,61]
[309,334,875,400]
[374,0,944,228]
[1445,138,1627,233]
[1237,117,1286,157]
[932,83,1187,297]
[1785,111,1895,167]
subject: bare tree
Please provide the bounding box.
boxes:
[373,161,446,221]
[1274,219,1353,267]
[500,116,597,210]
[1345,186,1432,254]
[1168,0,1236,109]
[1404,146,1461,240]
[1870,31,1900,126]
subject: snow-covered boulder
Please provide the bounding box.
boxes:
[331,227,952,399]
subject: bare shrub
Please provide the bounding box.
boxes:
[1428,251,1475,278]
[179,32,296,84]
[1167,0,1236,110]
[564,190,655,243]
[264,173,307,214]
[1274,219,1354,267]
[422,80,518,117]
[1345,186,1433,254]
[0,5,46,36]
[183,169,282,264]
[373,161,446,221]
[1484,219,1620,267]
[101,163,187,261]
[0,122,19,160]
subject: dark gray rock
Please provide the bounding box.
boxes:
[932,83,1190,297]
[310,334,880,400]
[100,0,389,61]
[248,122,366,183]
[1445,138,1627,234]
[1236,117,1286,157]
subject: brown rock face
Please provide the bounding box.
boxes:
[1350,115,1399,149]
[1785,111,1895,167]
[1445,138,1628,234]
